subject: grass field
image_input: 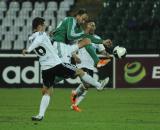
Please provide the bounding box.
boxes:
[0,88,160,130]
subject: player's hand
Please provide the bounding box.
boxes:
[74,56,81,64]
[22,49,27,56]
[103,39,112,48]
[72,53,81,63]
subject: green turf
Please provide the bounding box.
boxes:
[0,88,160,130]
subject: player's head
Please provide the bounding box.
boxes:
[85,19,96,34]
[32,17,46,32]
[74,8,88,25]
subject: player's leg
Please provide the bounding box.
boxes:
[71,68,93,104]
[76,68,109,90]
[75,85,88,106]
[71,83,88,108]
[71,83,83,104]
[32,86,52,121]
[71,68,92,111]
[78,38,109,67]
[56,63,109,90]
[74,68,93,106]
[32,68,55,121]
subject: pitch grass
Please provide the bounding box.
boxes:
[0,88,160,130]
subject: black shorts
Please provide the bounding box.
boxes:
[42,63,77,87]
[81,68,94,77]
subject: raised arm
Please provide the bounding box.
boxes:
[67,17,84,40]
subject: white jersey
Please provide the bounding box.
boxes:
[27,32,62,70]
[53,41,79,63]
[77,35,105,70]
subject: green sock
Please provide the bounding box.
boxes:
[85,44,99,65]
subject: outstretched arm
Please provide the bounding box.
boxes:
[84,34,112,48]
[22,35,42,55]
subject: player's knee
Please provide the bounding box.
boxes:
[75,68,85,77]
[78,38,91,48]
[41,86,53,96]
[82,38,91,45]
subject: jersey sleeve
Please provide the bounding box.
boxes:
[67,17,84,40]
[27,34,43,53]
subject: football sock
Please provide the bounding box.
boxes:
[85,44,99,65]
[75,90,88,106]
[38,94,50,117]
[81,72,101,89]
[75,84,84,95]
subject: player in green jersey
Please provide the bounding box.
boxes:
[50,8,112,67]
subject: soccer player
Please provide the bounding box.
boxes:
[50,8,111,68]
[22,17,109,121]
[70,20,111,112]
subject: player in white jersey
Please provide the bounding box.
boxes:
[70,21,111,112]
[77,38,107,70]
[52,20,111,112]
[22,17,109,121]
[53,42,78,64]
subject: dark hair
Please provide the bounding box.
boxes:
[32,17,45,30]
[74,8,88,16]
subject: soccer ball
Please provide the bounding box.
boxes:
[113,46,127,59]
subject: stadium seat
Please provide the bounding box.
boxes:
[96,0,160,53]
[57,10,67,24]
[46,1,58,12]
[14,17,25,27]
[13,39,25,50]
[2,16,13,27]
[64,0,74,6]
[25,17,32,27]
[59,1,71,11]
[31,9,43,18]
[34,1,45,11]
[43,10,55,18]
[51,19,56,29]
[0,0,77,51]
[18,9,30,19]
[22,1,32,11]
[0,26,6,36]
[0,0,7,12]
[1,39,12,50]
[9,1,19,12]
[33,1,45,17]
[6,10,17,19]
[5,32,15,42]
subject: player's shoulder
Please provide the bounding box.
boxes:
[29,32,45,42]
[31,32,45,37]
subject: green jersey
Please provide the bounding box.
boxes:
[84,34,103,44]
[50,17,84,43]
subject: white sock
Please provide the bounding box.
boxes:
[75,90,88,106]
[38,94,50,117]
[81,73,101,89]
[74,84,84,95]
